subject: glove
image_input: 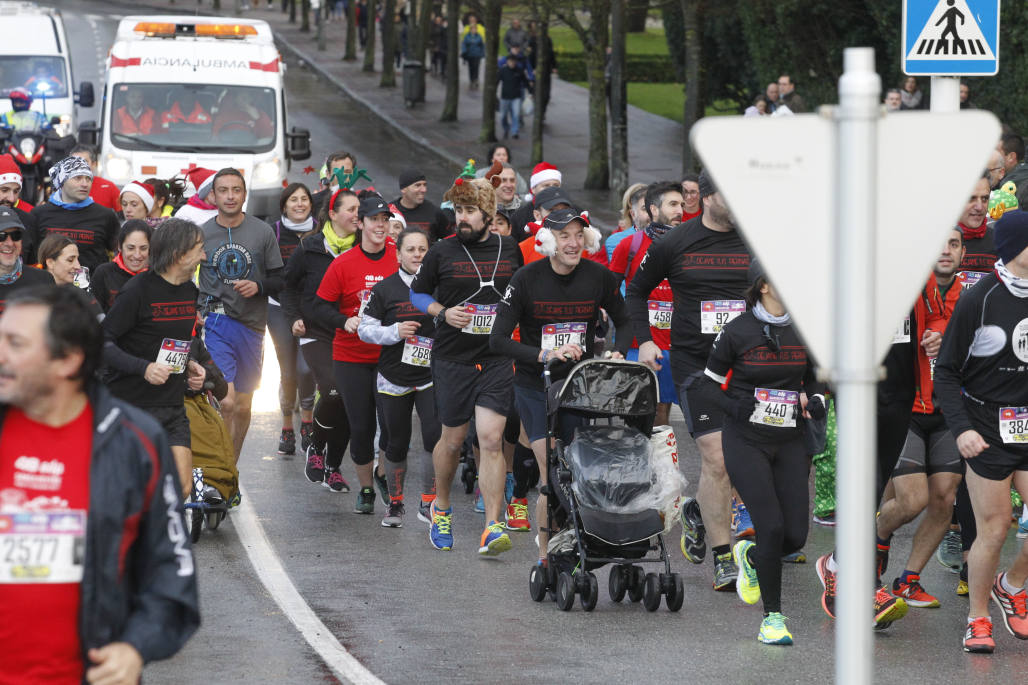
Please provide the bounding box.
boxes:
[806,394,827,421]
[728,396,759,422]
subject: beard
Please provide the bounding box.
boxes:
[456,221,488,245]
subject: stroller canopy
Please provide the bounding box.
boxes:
[553,359,658,420]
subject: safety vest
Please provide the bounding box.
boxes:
[160,102,211,129]
[115,106,156,135]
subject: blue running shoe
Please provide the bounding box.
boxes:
[504,472,515,504]
[429,502,453,551]
[474,484,485,513]
[478,520,512,556]
[733,498,755,539]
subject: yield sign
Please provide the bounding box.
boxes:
[689,109,1000,373]
[903,0,1000,75]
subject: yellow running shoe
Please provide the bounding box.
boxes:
[734,540,761,605]
[759,612,793,645]
[478,520,512,556]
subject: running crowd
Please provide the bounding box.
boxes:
[2,127,1028,681]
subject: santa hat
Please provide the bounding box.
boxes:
[121,181,156,212]
[533,209,601,257]
[388,203,407,228]
[529,162,561,191]
[185,167,216,199]
[0,154,21,189]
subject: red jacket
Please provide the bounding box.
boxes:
[114,106,156,135]
[913,272,965,414]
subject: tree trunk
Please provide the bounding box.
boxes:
[288,0,296,24]
[344,0,358,60]
[609,0,629,208]
[301,0,311,32]
[418,0,433,64]
[363,0,378,72]
[626,0,649,32]
[440,0,460,121]
[381,0,397,86]
[479,0,502,144]
[681,0,701,173]
[530,3,551,165]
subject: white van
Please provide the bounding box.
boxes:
[0,2,94,136]
[82,16,310,217]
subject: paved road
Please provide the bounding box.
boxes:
[53,3,1028,683]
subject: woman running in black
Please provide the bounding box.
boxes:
[698,261,825,646]
[90,220,151,313]
[358,228,440,527]
[280,188,359,493]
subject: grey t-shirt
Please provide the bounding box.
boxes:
[198,213,283,332]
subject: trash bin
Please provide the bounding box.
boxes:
[402,61,425,108]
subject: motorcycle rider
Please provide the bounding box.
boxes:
[0,87,52,134]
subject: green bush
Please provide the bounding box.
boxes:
[558,54,679,83]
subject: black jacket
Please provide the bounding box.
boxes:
[281,232,339,343]
[0,383,201,672]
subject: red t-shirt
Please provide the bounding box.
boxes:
[0,403,93,685]
[682,207,702,223]
[316,241,397,363]
[90,176,122,211]
[609,232,673,350]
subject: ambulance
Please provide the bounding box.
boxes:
[81,16,310,217]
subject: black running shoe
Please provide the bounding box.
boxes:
[679,497,706,564]
[355,487,375,514]
[300,422,314,454]
[278,428,296,455]
[374,469,390,506]
[304,446,325,483]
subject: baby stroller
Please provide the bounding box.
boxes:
[529,359,684,613]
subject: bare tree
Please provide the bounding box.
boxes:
[381,0,398,86]
[681,0,702,172]
[609,0,629,207]
[528,0,553,165]
[440,0,460,121]
[554,1,611,190]
[301,0,311,32]
[344,0,358,60]
[479,0,502,143]
[363,0,378,72]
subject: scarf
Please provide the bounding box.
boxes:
[752,300,791,326]
[995,260,1028,298]
[959,220,987,241]
[281,215,314,233]
[113,252,146,275]
[0,257,23,285]
[187,194,217,211]
[49,190,94,210]
[643,221,674,241]
[323,221,356,257]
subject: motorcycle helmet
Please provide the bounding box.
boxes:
[9,88,32,112]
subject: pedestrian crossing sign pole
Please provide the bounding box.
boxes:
[903,0,1000,75]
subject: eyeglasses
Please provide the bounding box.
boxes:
[0,229,23,242]
[682,190,700,196]
[762,324,781,352]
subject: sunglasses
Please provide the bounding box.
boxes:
[762,324,781,353]
[0,229,23,242]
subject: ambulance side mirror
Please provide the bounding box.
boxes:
[286,126,311,161]
[76,82,95,108]
[78,121,100,146]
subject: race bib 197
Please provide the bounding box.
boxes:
[461,304,497,335]
[647,301,672,330]
[700,300,744,335]
[541,322,586,351]
[999,407,1028,444]
[401,335,433,367]
[0,510,86,584]
[157,338,190,374]
[749,388,798,428]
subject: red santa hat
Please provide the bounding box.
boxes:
[0,154,22,189]
[388,203,407,228]
[529,162,561,191]
[185,167,216,199]
[121,181,156,212]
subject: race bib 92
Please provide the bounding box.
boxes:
[700,300,744,335]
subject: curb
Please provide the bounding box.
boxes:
[273,34,467,171]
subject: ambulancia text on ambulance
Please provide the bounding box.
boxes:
[82,16,310,217]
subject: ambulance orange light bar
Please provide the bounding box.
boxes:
[132,22,176,36]
[195,24,258,37]
[132,22,258,38]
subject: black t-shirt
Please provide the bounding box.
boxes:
[935,274,1028,437]
[625,216,751,379]
[90,261,136,313]
[102,271,198,407]
[0,267,53,313]
[491,258,630,390]
[705,311,821,442]
[410,233,522,363]
[960,225,998,280]
[30,201,119,274]
[390,197,451,242]
[364,271,436,387]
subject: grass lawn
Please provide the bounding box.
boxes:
[549,25,669,56]
[571,82,737,122]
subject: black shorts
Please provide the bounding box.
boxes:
[964,397,1028,481]
[676,371,723,438]
[146,404,191,449]
[892,412,962,478]
[432,358,513,428]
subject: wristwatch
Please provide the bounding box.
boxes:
[434,307,448,326]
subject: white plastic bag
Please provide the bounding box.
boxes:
[649,425,687,535]
[521,94,534,118]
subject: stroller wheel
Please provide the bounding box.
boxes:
[461,464,476,494]
[666,573,685,612]
[608,565,628,603]
[642,573,661,612]
[189,506,203,543]
[627,566,645,603]
[580,572,599,612]
[207,510,224,530]
[556,572,576,611]
[529,564,547,602]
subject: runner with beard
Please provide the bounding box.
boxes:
[410,177,522,555]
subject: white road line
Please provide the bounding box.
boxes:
[231,484,386,685]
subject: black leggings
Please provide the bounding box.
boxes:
[301,340,350,470]
[333,360,381,466]
[377,386,440,499]
[956,471,978,552]
[723,428,810,614]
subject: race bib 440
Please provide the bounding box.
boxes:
[750,388,798,428]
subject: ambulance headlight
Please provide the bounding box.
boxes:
[253,159,281,185]
[104,156,131,182]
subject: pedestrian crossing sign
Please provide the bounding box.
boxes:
[903,0,1000,75]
